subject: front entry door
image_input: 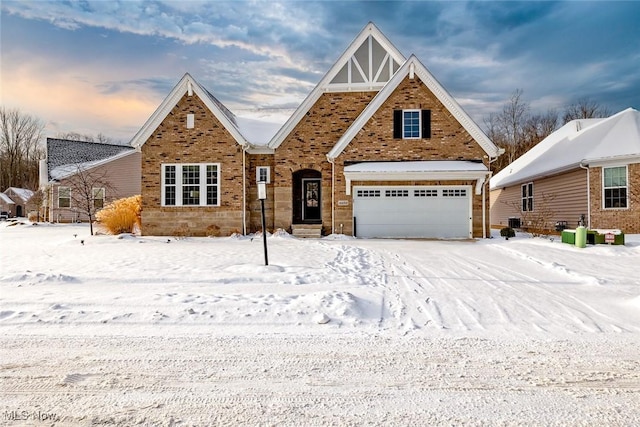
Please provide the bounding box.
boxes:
[302,179,321,222]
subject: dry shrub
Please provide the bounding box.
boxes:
[206,224,221,237]
[96,195,141,235]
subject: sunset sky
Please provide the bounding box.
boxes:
[1,1,639,143]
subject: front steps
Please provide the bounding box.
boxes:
[291,224,322,238]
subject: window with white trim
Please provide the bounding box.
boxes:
[186,114,195,129]
[521,183,533,212]
[403,110,421,139]
[256,166,270,184]
[393,109,431,139]
[162,163,219,206]
[92,187,105,209]
[58,186,70,208]
[603,166,627,208]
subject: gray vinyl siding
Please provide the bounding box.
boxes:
[490,168,588,231]
[49,151,141,223]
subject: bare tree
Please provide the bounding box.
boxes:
[562,98,611,124]
[0,107,45,190]
[56,131,121,145]
[65,164,116,235]
[499,89,529,165]
[521,109,558,154]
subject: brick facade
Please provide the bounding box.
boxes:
[141,93,245,236]
[589,163,640,233]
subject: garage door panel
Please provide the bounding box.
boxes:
[353,186,471,239]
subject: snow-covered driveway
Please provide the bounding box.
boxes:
[1,223,639,425]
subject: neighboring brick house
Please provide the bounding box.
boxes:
[40,138,141,223]
[0,187,34,218]
[490,108,640,234]
[132,22,502,238]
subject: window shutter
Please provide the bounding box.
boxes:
[393,110,402,139]
[421,110,431,139]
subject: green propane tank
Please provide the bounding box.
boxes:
[575,226,587,248]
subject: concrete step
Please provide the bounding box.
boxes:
[291,224,322,238]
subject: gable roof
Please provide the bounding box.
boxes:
[130,73,249,149]
[268,22,406,149]
[46,138,135,182]
[0,192,14,205]
[4,187,35,203]
[490,108,640,189]
[327,55,500,160]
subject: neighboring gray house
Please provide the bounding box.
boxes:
[490,108,640,234]
[40,138,141,222]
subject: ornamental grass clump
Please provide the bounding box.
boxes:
[96,195,141,235]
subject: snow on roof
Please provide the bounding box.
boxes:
[47,138,134,182]
[46,138,138,182]
[0,193,15,204]
[345,160,488,173]
[235,116,283,146]
[490,108,640,189]
[6,187,35,202]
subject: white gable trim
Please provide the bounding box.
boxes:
[130,73,248,149]
[327,55,500,160]
[268,22,406,149]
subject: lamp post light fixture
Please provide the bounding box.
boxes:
[257,180,269,266]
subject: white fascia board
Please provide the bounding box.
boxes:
[328,55,500,160]
[130,73,248,149]
[268,22,406,149]
[343,169,490,195]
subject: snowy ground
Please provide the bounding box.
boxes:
[1,221,639,426]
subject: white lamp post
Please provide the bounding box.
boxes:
[257,180,268,265]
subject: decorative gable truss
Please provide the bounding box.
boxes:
[328,31,402,91]
[328,55,502,163]
[268,22,406,149]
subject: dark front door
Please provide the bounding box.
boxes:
[302,179,321,222]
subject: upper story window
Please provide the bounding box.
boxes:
[186,114,195,129]
[521,182,533,212]
[603,166,627,209]
[393,109,431,139]
[58,186,70,208]
[162,163,220,207]
[256,166,270,184]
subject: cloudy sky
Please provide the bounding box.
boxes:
[1,0,639,143]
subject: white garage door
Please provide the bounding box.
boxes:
[353,185,472,238]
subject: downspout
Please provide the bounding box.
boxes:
[327,155,335,235]
[486,148,504,238]
[242,144,248,235]
[579,161,591,229]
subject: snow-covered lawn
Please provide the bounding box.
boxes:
[1,221,639,425]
